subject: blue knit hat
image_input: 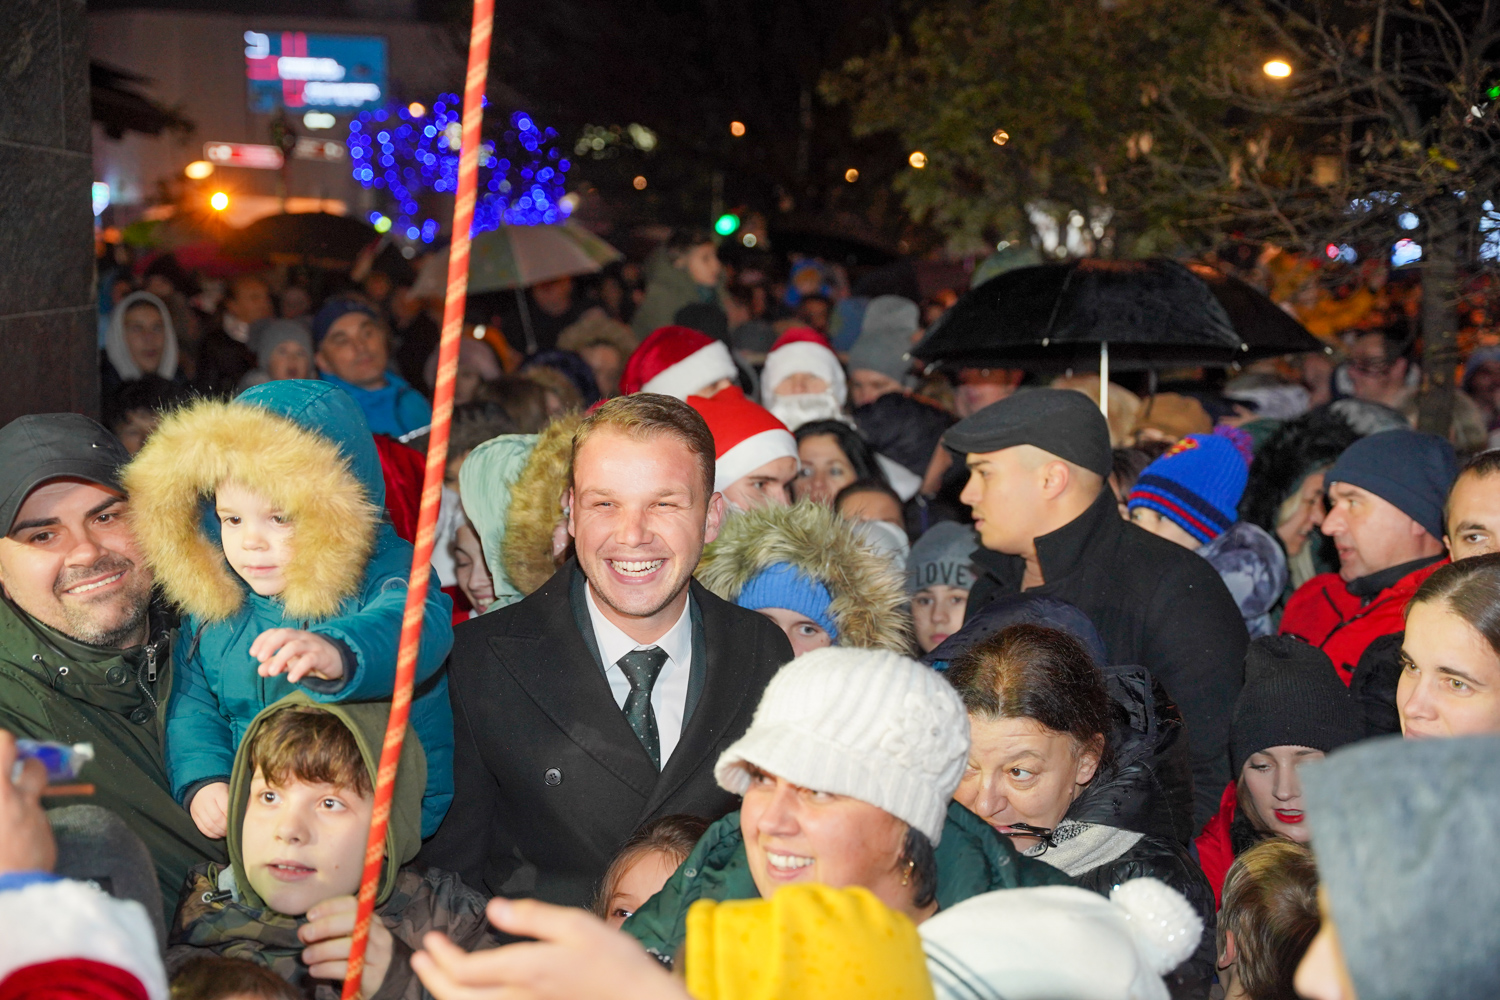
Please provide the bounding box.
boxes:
[312,296,379,347]
[737,563,838,642]
[1128,433,1248,544]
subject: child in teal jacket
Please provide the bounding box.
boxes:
[124,379,454,838]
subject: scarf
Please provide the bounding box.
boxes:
[1024,819,1143,879]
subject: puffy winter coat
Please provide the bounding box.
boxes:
[1056,664,1215,999]
[622,801,1073,963]
[122,380,454,835]
[1198,521,1288,639]
[319,369,432,440]
[1279,557,1445,684]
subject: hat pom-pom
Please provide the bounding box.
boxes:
[1111,878,1203,974]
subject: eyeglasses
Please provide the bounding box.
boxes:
[1347,356,1395,375]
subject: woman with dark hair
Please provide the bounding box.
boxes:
[946,623,1216,998]
[792,419,888,505]
[1398,553,1500,737]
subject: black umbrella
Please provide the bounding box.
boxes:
[913,258,1246,374]
[1185,263,1329,360]
[221,213,378,267]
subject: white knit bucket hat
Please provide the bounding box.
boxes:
[714,647,970,844]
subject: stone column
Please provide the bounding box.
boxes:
[0,0,98,422]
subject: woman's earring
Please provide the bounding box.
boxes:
[900,858,915,887]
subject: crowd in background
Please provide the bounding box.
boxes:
[3,227,1500,1000]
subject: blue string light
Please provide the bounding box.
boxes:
[348,97,572,239]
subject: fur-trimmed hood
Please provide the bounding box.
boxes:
[695,501,911,652]
[123,380,381,622]
[502,412,582,597]
[1239,404,1359,535]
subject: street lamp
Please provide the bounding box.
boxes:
[184,160,215,180]
[1263,59,1292,78]
[729,121,746,137]
[844,168,859,183]
[909,150,928,169]
[210,191,230,211]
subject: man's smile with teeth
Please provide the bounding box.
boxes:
[66,571,124,595]
[610,559,665,577]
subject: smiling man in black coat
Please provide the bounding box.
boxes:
[421,394,793,907]
[948,389,1248,833]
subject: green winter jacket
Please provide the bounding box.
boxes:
[167,691,498,999]
[631,249,722,339]
[621,800,1074,961]
[0,596,223,923]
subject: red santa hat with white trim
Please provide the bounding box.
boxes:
[619,325,738,400]
[759,327,847,407]
[688,386,799,494]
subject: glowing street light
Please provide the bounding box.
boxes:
[632,175,648,190]
[209,191,230,211]
[844,168,860,183]
[184,160,215,180]
[992,129,1010,146]
[909,150,928,169]
[730,121,746,137]
[714,213,741,236]
[1263,59,1292,79]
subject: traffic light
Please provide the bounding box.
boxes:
[714,213,740,236]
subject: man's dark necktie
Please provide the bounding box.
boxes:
[617,646,668,769]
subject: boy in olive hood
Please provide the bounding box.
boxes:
[168,692,497,999]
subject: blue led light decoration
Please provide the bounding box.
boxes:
[347,97,571,241]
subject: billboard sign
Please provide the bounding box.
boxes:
[204,141,285,170]
[245,31,387,113]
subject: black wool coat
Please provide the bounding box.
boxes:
[967,489,1248,832]
[419,562,793,908]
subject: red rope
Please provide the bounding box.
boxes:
[340,1,493,993]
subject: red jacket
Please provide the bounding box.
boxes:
[1195,782,1239,908]
[1279,559,1445,684]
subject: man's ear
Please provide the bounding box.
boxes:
[564,488,577,539]
[704,491,726,545]
[1039,460,1072,501]
[314,349,331,375]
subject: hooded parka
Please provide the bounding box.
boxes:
[166,692,498,999]
[122,380,454,835]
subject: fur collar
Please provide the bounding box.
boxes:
[502,412,581,597]
[122,399,378,622]
[695,500,912,652]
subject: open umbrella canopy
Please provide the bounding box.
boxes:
[410,222,623,298]
[913,258,1245,372]
[220,213,378,267]
[1186,263,1329,360]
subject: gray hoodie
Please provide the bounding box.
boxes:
[1304,734,1500,1000]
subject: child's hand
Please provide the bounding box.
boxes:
[189,782,230,839]
[301,894,393,999]
[251,628,345,683]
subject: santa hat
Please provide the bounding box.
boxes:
[689,386,798,494]
[619,325,737,400]
[760,327,846,407]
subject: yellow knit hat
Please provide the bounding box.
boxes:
[684,885,934,1000]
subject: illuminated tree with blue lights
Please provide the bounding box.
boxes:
[347,96,572,241]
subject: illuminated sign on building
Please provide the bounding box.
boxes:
[245,31,387,113]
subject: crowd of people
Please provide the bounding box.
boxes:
[6,228,1500,1000]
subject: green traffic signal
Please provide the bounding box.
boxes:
[714,213,741,236]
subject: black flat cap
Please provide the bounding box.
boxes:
[942,388,1112,476]
[0,414,130,534]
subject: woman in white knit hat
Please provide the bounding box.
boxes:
[621,646,1070,962]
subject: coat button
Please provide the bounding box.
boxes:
[130,707,150,724]
[107,666,126,685]
[544,767,562,786]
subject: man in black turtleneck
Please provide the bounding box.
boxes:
[946,389,1248,834]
